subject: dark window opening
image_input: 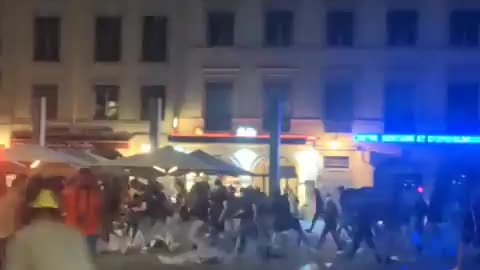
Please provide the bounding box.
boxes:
[142,16,168,62]
[263,82,292,132]
[447,82,479,133]
[387,10,418,47]
[141,86,166,120]
[94,85,119,120]
[450,10,480,47]
[32,84,58,120]
[384,82,416,133]
[34,16,61,61]
[205,82,233,131]
[324,81,353,132]
[265,10,294,47]
[207,11,235,47]
[95,16,121,62]
[324,156,350,169]
[326,11,354,47]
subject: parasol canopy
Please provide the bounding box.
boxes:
[60,149,110,166]
[189,150,254,176]
[4,144,89,167]
[100,146,219,174]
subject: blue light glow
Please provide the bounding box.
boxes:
[427,136,480,144]
[381,134,416,143]
[353,134,379,143]
[416,135,426,143]
[353,134,480,144]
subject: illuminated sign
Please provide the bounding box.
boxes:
[353,134,379,143]
[381,135,416,143]
[236,126,258,137]
[354,134,480,144]
[427,136,480,144]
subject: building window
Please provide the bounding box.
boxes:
[447,82,479,133]
[326,11,354,47]
[95,16,121,62]
[384,82,415,133]
[34,16,61,61]
[387,10,418,47]
[207,11,235,47]
[94,85,119,120]
[263,82,292,132]
[142,16,168,62]
[32,84,58,120]
[323,156,350,169]
[204,82,233,131]
[264,10,294,47]
[141,86,166,120]
[450,10,480,47]
[324,81,353,132]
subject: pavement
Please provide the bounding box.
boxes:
[95,221,480,270]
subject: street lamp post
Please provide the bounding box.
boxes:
[268,99,283,196]
[149,97,163,150]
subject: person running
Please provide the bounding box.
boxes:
[174,180,188,219]
[143,184,171,251]
[306,188,324,233]
[188,182,210,223]
[412,193,428,255]
[317,193,343,251]
[347,205,381,263]
[6,177,94,270]
[382,193,404,264]
[272,189,309,248]
[127,193,146,243]
[233,188,257,255]
[337,186,354,239]
[208,179,228,240]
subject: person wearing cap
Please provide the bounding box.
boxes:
[5,177,94,270]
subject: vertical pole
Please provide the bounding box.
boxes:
[157,97,163,148]
[39,97,47,147]
[149,97,163,150]
[268,100,283,196]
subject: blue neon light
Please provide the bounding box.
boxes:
[427,136,480,144]
[353,134,379,143]
[381,135,416,143]
[353,134,480,144]
[416,135,426,143]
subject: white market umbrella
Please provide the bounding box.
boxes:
[100,146,219,174]
[4,144,89,168]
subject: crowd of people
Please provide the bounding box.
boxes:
[0,168,480,269]
[116,176,480,268]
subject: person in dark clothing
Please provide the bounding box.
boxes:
[188,182,210,222]
[306,188,324,233]
[412,194,428,254]
[234,188,257,254]
[347,206,381,263]
[317,194,342,251]
[337,186,354,239]
[208,179,228,238]
[382,193,405,264]
[145,188,170,223]
[272,191,309,247]
[143,185,171,250]
[127,194,144,240]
